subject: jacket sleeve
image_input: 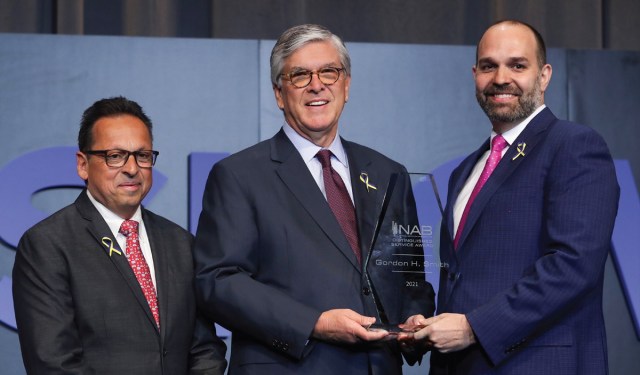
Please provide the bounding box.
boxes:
[188,312,228,375]
[466,128,619,365]
[193,161,321,360]
[13,229,94,374]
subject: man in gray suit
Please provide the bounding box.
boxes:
[13,96,227,374]
[194,24,434,374]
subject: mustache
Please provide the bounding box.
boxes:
[484,85,522,96]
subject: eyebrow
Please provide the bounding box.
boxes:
[287,62,341,71]
[508,57,530,64]
[477,56,530,65]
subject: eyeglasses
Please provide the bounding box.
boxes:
[84,149,159,168]
[280,67,345,88]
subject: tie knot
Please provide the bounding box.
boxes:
[119,220,139,237]
[316,149,333,168]
[492,134,508,153]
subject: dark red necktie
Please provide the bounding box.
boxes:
[119,220,160,327]
[454,135,508,249]
[316,150,361,263]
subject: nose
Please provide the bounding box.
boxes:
[121,153,140,175]
[493,66,511,85]
[307,72,325,92]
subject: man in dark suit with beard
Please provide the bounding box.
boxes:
[411,20,619,375]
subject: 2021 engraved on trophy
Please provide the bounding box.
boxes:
[365,172,444,333]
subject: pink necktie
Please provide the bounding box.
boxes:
[316,150,361,264]
[119,220,160,327]
[454,135,508,249]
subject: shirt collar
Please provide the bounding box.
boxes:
[282,123,349,168]
[491,104,546,146]
[86,189,143,233]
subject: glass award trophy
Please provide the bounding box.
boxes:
[364,172,444,334]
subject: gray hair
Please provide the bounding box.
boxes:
[270,24,351,87]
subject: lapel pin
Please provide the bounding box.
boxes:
[359,172,377,192]
[512,142,526,161]
[101,237,122,257]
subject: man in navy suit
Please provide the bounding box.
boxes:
[409,20,620,374]
[193,24,434,374]
[13,97,227,374]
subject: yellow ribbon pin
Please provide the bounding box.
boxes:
[359,172,377,192]
[101,237,122,257]
[512,142,526,161]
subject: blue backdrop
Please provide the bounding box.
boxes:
[0,33,638,374]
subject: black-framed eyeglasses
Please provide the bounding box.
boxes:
[84,149,159,168]
[280,67,345,88]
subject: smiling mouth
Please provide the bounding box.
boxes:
[307,100,329,106]
[119,182,141,189]
[485,86,520,97]
[492,93,516,98]
[485,92,519,103]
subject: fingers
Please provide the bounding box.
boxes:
[312,309,386,344]
[403,314,426,326]
[358,328,390,341]
[422,313,446,326]
[412,324,431,341]
[349,310,377,328]
[406,313,475,353]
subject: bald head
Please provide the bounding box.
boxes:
[476,20,547,69]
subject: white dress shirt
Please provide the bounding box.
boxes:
[282,123,355,204]
[86,190,157,288]
[453,105,546,238]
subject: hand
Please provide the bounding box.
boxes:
[397,314,428,350]
[412,313,476,353]
[312,309,389,344]
[402,314,426,327]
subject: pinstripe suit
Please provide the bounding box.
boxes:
[431,108,619,375]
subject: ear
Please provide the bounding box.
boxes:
[472,64,477,78]
[76,151,89,181]
[273,84,285,110]
[539,63,553,92]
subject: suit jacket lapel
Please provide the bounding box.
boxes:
[445,143,488,263]
[343,140,381,267]
[455,108,556,251]
[143,211,167,338]
[76,191,160,334]
[271,130,361,270]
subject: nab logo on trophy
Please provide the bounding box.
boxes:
[365,172,445,333]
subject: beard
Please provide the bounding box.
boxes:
[476,78,543,124]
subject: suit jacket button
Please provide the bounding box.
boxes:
[362,287,371,295]
[163,349,168,356]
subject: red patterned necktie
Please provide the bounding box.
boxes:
[454,135,508,249]
[119,220,160,327]
[316,150,361,264]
